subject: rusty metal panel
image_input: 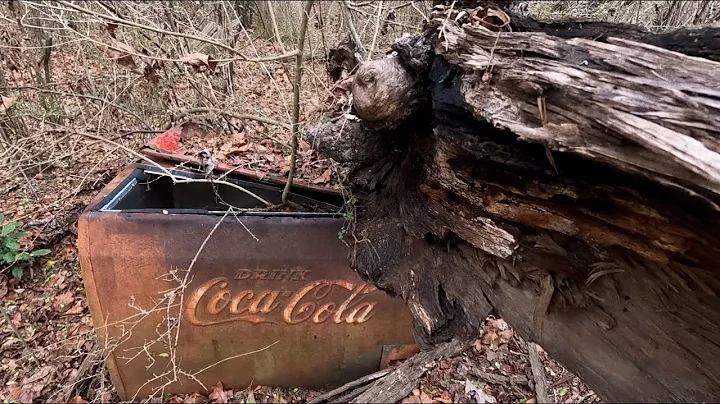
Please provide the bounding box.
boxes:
[78,165,417,400]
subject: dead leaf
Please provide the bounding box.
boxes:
[419,392,438,403]
[11,312,21,326]
[312,168,332,184]
[181,52,217,73]
[63,300,85,315]
[19,365,55,402]
[108,39,137,70]
[433,391,453,404]
[299,139,311,152]
[482,330,499,346]
[179,121,212,139]
[209,382,228,403]
[53,291,75,313]
[465,379,496,404]
[184,393,208,404]
[0,96,18,113]
[5,383,21,402]
[498,329,513,343]
[69,395,88,404]
[47,272,66,289]
[402,395,422,404]
[232,132,246,145]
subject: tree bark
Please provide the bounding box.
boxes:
[308,5,720,403]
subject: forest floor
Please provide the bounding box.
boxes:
[0,26,598,404]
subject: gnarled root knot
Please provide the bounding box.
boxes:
[351,56,424,129]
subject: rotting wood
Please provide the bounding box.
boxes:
[309,339,468,404]
[351,339,469,403]
[307,3,720,402]
[528,342,549,403]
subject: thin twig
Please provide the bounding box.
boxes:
[281,0,314,204]
[54,1,297,63]
[368,1,384,60]
[342,0,367,56]
[0,305,31,353]
[267,2,286,53]
[190,340,279,377]
[176,107,290,129]
[74,131,175,180]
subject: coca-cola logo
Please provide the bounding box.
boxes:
[185,274,379,326]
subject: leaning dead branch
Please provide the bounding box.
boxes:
[528,342,549,403]
[310,339,469,404]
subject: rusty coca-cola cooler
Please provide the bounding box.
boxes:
[78,158,417,400]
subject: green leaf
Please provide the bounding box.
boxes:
[1,252,15,264]
[11,266,23,279]
[0,212,4,223]
[4,239,20,251]
[30,249,51,257]
[14,252,30,262]
[4,232,26,244]
[337,231,344,240]
[1,221,22,237]
[558,387,568,397]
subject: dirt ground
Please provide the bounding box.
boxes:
[0,18,598,404]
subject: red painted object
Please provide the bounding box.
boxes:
[150,126,182,153]
[78,162,418,400]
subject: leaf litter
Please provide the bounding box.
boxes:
[0,15,598,404]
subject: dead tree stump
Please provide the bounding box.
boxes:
[309,5,720,402]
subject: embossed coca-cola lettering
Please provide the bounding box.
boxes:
[185,277,378,326]
[234,269,310,281]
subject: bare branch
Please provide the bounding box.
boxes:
[281,0,314,204]
[176,107,290,129]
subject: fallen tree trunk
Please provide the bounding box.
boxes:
[307,4,720,403]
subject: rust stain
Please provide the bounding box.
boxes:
[78,164,416,400]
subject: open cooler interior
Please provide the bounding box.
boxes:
[95,164,345,216]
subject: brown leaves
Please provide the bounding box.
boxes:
[52,290,75,313]
[402,388,439,403]
[312,168,332,184]
[181,52,217,73]
[68,395,89,403]
[481,318,514,347]
[0,96,18,113]
[9,365,56,403]
[208,382,228,403]
[108,39,138,70]
[183,393,209,403]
